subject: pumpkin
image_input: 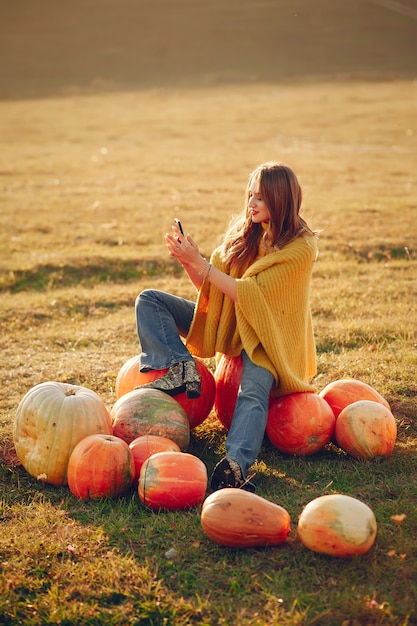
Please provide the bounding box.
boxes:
[139,451,208,511]
[13,381,113,486]
[201,488,291,548]
[266,392,336,455]
[115,355,215,429]
[129,434,180,484]
[319,378,390,418]
[67,434,135,499]
[213,354,242,430]
[110,387,190,449]
[335,400,397,459]
[298,494,377,557]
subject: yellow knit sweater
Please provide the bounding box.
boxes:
[186,234,318,397]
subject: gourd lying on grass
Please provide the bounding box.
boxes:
[319,378,390,418]
[115,355,215,429]
[297,494,377,557]
[335,400,397,459]
[129,434,181,484]
[13,381,112,486]
[201,488,291,548]
[139,451,208,511]
[67,434,135,499]
[110,387,190,450]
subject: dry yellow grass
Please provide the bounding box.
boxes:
[0,3,416,620]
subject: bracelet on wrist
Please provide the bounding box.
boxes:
[202,262,213,284]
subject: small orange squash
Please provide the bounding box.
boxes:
[129,435,180,484]
[335,400,397,459]
[298,494,377,557]
[139,451,208,511]
[201,488,291,548]
[67,434,135,499]
[110,388,190,449]
[115,355,215,429]
[319,378,390,418]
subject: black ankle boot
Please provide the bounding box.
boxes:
[135,362,185,397]
[183,360,201,399]
[210,457,256,492]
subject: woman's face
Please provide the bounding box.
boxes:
[248,176,270,223]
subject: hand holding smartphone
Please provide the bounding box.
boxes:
[174,218,184,236]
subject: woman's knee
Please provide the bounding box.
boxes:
[135,288,160,311]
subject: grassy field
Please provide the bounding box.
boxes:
[1,1,417,624]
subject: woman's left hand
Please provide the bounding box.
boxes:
[165,228,201,268]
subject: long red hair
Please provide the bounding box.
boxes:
[220,162,316,273]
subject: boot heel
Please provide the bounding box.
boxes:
[183,361,201,399]
[185,380,201,399]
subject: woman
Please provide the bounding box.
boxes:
[135,162,318,491]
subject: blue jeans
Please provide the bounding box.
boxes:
[135,289,274,476]
[227,350,274,476]
[135,289,195,371]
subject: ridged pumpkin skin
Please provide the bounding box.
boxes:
[266,392,336,455]
[67,434,135,499]
[335,400,397,459]
[298,494,377,557]
[319,378,390,418]
[110,388,190,449]
[201,488,291,548]
[13,381,113,486]
[139,451,208,511]
[129,435,181,484]
[115,355,215,429]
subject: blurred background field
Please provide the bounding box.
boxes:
[0,1,416,624]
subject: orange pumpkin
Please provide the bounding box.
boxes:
[67,434,135,499]
[115,355,215,429]
[13,381,112,486]
[110,388,190,449]
[201,488,291,548]
[129,434,180,484]
[298,494,377,557]
[213,354,242,430]
[266,392,336,455]
[215,355,335,456]
[139,451,208,511]
[335,400,397,459]
[319,378,390,418]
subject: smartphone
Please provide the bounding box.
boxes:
[174,218,184,235]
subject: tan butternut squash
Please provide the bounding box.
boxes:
[201,488,291,548]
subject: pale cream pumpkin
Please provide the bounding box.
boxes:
[13,381,112,486]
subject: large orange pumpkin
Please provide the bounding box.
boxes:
[335,400,397,459]
[110,388,190,449]
[266,392,336,455]
[115,355,215,429]
[215,355,335,455]
[67,434,135,499]
[13,381,112,486]
[319,378,390,418]
[298,494,377,557]
[213,354,242,430]
[201,488,291,548]
[129,434,180,484]
[139,451,208,511]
